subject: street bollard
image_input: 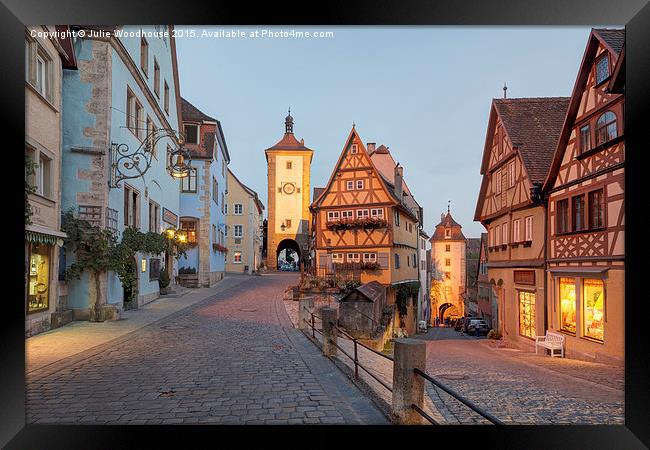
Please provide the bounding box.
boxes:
[321,307,338,357]
[391,338,427,424]
[298,297,315,331]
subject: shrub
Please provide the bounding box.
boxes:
[159,270,170,289]
[487,329,502,340]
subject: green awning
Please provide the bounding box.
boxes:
[25,230,60,246]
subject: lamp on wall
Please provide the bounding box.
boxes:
[280,222,286,232]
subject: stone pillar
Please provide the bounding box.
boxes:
[391,338,427,424]
[321,307,338,357]
[298,297,315,331]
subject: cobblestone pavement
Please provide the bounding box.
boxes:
[26,273,387,425]
[415,327,624,424]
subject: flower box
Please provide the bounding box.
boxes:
[213,243,228,253]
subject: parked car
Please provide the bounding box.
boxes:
[463,316,479,333]
[467,319,490,336]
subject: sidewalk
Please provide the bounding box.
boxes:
[26,275,250,373]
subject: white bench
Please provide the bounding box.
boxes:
[535,331,565,358]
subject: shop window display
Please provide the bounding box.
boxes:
[27,243,50,313]
[583,278,604,341]
[559,277,576,334]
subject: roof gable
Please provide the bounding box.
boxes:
[311,127,396,210]
[543,28,624,191]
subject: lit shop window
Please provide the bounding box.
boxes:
[518,291,536,338]
[583,279,604,341]
[27,243,50,313]
[559,277,577,334]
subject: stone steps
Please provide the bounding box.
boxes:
[160,284,192,298]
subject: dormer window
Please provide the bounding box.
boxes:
[184,124,198,144]
[445,228,451,239]
[351,144,358,154]
[595,53,610,85]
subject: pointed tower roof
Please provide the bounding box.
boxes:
[430,210,466,242]
[266,109,312,152]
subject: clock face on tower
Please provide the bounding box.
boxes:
[282,183,296,195]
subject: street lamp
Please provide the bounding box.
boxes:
[110,128,192,188]
[280,222,286,232]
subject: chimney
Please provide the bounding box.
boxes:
[367,142,376,154]
[394,164,403,202]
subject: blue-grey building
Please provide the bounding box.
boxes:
[61,25,183,319]
[177,97,230,287]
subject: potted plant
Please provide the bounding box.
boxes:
[159,270,171,295]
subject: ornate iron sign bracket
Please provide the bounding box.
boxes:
[109,128,190,188]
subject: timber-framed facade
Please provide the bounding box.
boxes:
[310,127,421,334]
[543,29,625,365]
[475,96,569,351]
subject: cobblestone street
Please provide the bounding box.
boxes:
[26,273,386,425]
[416,327,624,424]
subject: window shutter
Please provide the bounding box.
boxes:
[377,252,389,269]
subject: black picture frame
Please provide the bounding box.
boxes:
[3,0,649,448]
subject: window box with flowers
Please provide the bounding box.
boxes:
[325,217,388,231]
[360,261,381,271]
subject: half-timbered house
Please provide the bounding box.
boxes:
[311,127,420,335]
[475,96,569,350]
[543,29,625,365]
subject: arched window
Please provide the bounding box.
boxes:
[596,111,617,145]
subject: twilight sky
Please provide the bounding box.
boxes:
[175,26,602,238]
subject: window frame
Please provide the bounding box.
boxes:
[518,289,537,339]
[148,200,160,233]
[180,168,198,193]
[524,216,533,242]
[234,224,243,238]
[594,53,610,86]
[556,199,569,234]
[588,189,605,230]
[595,111,617,146]
[579,124,592,154]
[140,36,149,77]
[153,58,160,98]
[346,180,354,191]
[164,80,169,114]
[184,123,199,144]
[234,204,243,215]
[571,194,586,232]
[356,179,365,190]
[370,208,384,218]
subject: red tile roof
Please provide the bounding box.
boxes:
[266,133,311,151]
[593,28,625,55]
[430,212,466,241]
[494,97,570,184]
[181,97,216,123]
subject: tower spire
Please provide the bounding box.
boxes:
[285,108,294,134]
[503,82,508,99]
[448,200,451,214]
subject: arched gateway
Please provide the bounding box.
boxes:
[277,239,301,270]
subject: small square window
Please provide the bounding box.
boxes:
[346,180,354,190]
[286,161,292,169]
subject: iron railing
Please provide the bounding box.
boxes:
[412,367,504,425]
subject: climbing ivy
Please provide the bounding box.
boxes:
[395,281,420,318]
[25,155,38,225]
[62,211,187,311]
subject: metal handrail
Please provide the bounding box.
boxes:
[327,338,393,393]
[411,403,438,425]
[413,368,503,425]
[329,321,394,361]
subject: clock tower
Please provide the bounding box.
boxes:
[265,110,313,270]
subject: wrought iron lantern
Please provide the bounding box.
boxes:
[109,128,192,188]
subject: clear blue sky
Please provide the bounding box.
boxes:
[176,26,601,238]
